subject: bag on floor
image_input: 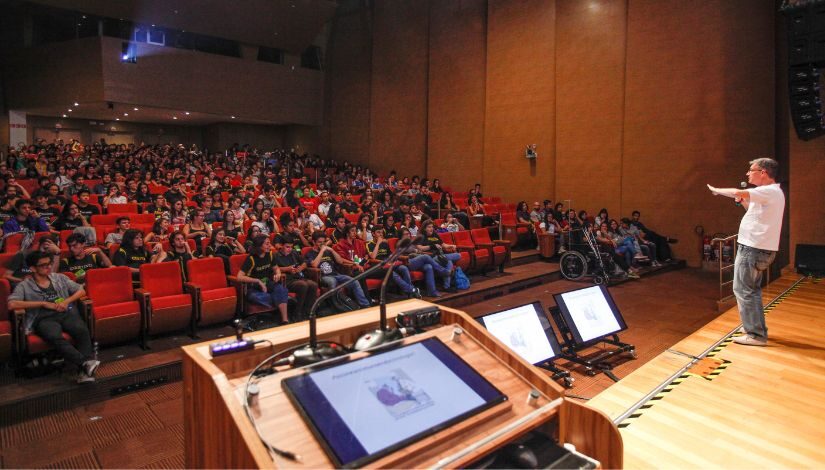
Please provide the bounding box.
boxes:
[454,267,470,290]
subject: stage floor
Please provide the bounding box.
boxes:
[588,274,825,468]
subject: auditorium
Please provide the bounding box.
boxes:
[0,0,823,468]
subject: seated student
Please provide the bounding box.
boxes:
[440,212,465,232]
[75,189,101,220]
[144,217,171,245]
[594,222,638,279]
[112,229,165,282]
[397,228,450,298]
[383,213,400,240]
[305,231,371,309]
[417,220,462,293]
[183,210,211,256]
[236,235,290,324]
[52,202,89,232]
[366,227,421,298]
[60,233,111,284]
[278,214,309,250]
[273,242,319,321]
[158,231,197,282]
[33,194,59,224]
[206,228,246,258]
[619,217,661,267]
[329,214,347,245]
[629,210,674,262]
[4,233,62,287]
[45,184,67,207]
[8,250,99,384]
[1,199,50,234]
[104,216,131,248]
[146,194,170,221]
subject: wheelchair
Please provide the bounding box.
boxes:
[559,227,616,285]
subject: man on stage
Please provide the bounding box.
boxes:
[707,158,784,346]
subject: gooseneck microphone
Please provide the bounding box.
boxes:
[353,234,425,351]
[291,236,418,366]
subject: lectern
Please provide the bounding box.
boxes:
[182,300,622,468]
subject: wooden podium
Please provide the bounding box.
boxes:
[183,300,622,468]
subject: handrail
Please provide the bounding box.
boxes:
[710,234,771,302]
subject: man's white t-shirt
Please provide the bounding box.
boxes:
[738,183,784,252]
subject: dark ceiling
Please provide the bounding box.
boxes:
[27,0,338,53]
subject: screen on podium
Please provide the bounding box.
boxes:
[477,301,562,365]
[553,285,627,345]
[282,337,507,468]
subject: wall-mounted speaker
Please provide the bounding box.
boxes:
[795,244,825,276]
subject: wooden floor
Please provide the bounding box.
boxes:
[588,274,825,468]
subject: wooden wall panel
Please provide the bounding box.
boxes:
[621,0,775,265]
[555,0,627,218]
[427,0,487,194]
[788,134,825,261]
[483,0,556,205]
[324,11,373,166]
[369,0,430,178]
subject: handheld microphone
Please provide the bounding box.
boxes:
[352,234,426,352]
[734,181,747,207]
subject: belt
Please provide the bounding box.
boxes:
[737,243,775,255]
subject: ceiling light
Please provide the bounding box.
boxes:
[116,118,120,121]
[68,109,73,112]
[231,116,236,119]
[73,102,79,106]
[133,107,139,111]
[62,114,67,118]
[185,112,190,115]
[123,113,128,116]
[173,116,178,120]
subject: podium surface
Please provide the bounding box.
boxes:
[182,300,622,468]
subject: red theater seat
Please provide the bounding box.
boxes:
[470,228,511,272]
[84,267,142,346]
[187,257,238,327]
[138,262,195,345]
[451,230,486,272]
[0,280,13,364]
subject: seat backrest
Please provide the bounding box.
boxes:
[130,213,156,224]
[470,228,493,244]
[140,261,183,297]
[107,203,139,214]
[452,230,474,246]
[500,212,516,224]
[388,238,398,251]
[187,258,228,290]
[59,230,73,247]
[2,232,25,253]
[86,267,135,307]
[272,207,293,221]
[438,232,454,244]
[229,254,249,276]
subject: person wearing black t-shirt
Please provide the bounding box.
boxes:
[237,235,289,324]
[276,216,309,251]
[158,231,197,282]
[366,228,420,298]
[274,242,318,321]
[33,194,58,224]
[305,231,371,308]
[112,229,164,282]
[329,215,347,245]
[76,190,101,220]
[146,194,170,221]
[205,228,246,274]
[383,214,400,240]
[417,221,462,293]
[52,202,89,231]
[60,233,111,283]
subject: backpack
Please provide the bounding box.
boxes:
[454,267,470,290]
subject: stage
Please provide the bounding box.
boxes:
[588,274,825,467]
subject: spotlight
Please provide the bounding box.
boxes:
[173,116,178,120]
[231,116,236,119]
[68,109,73,112]
[123,113,128,116]
[133,107,139,111]
[73,102,79,106]
[121,42,137,63]
[185,112,190,115]
[62,114,67,118]
[116,118,120,121]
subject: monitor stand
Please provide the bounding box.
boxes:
[536,361,574,388]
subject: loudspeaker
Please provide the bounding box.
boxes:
[787,64,825,140]
[795,244,825,276]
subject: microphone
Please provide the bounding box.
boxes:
[734,181,747,207]
[292,239,412,366]
[353,233,426,351]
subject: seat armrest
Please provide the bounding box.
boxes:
[304,267,321,284]
[80,298,94,336]
[492,240,510,246]
[13,309,26,356]
[134,288,151,330]
[183,282,200,296]
[475,242,495,249]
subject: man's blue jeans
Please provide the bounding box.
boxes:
[407,255,449,296]
[733,244,775,340]
[320,274,371,307]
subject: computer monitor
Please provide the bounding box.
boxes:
[281,337,507,468]
[553,285,627,346]
[477,301,563,365]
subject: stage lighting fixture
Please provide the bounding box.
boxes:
[73,102,79,106]
[121,42,137,63]
[231,116,236,119]
[134,107,139,111]
[173,116,178,120]
[185,112,190,115]
[62,114,67,118]
[123,113,128,116]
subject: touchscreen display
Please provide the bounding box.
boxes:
[282,337,506,468]
[554,285,627,344]
[478,301,562,365]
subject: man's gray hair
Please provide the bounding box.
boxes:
[750,157,779,179]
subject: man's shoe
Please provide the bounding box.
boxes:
[735,326,746,334]
[733,334,767,346]
[627,271,640,279]
[83,359,100,377]
[409,287,423,299]
[76,372,96,384]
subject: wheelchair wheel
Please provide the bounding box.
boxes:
[560,251,588,280]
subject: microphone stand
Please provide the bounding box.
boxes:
[354,235,423,351]
[291,239,413,366]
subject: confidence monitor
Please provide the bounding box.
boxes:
[553,285,627,346]
[477,301,563,366]
[282,337,507,468]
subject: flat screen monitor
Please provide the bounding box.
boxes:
[553,285,627,345]
[281,337,507,468]
[477,301,562,365]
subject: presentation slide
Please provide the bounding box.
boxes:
[309,341,486,455]
[559,286,621,342]
[482,304,560,364]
